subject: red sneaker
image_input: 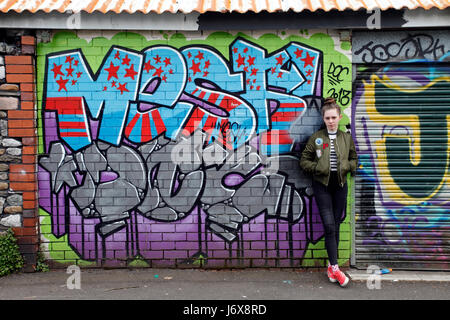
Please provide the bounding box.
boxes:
[333,268,349,287]
[327,265,337,283]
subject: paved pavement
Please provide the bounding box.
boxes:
[1,267,449,303]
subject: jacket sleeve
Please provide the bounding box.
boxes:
[348,134,358,176]
[300,135,317,174]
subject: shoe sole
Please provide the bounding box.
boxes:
[328,277,337,283]
[339,276,349,287]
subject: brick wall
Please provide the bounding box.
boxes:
[0,32,38,272]
[37,30,352,269]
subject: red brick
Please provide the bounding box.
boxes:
[8,119,35,129]
[23,200,37,210]
[5,56,32,65]
[15,227,37,236]
[21,92,35,101]
[10,181,37,191]
[10,164,35,174]
[23,217,37,227]
[23,191,37,201]
[10,172,35,182]
[8,128,35,137]
[23,146,36,155]
[21,36,36,46]
[22,155,36,164]
[20,83,35,92]
[6,74,34,83]
[6,64,33,74]
[7,110,34,119]
[16,235,38,244]
[21,101,34,110]
[20,227,37,236]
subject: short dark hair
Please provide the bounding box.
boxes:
[321,97,341,117]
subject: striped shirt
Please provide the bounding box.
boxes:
[328,131,338,171]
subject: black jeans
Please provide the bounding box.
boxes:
[312,172,347,266]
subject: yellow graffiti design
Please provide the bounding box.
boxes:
[363,74,450,204]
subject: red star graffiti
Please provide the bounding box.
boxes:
[124,64,138,80]
[236,54,245,68]
[163,57,171,67]
[122,54,131,66]
[66,66,74,77]
[153,66,164,78]
[105,61,120,81]
[65,56,74,64]
[276,55,284,66]
[117,83,129,95]
[294,48,303,59]
[301,52,315,68]
[195,51,204,60]
[190,61,201,75]
[56,77,69,92]
[51,63,64,79]
[144,60,154,73]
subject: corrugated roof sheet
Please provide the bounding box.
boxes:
[0,0,449,14]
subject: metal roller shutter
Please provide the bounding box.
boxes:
[353,62,450,270]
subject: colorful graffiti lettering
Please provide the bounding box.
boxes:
[38,32,351,267]
[43,38,321,154]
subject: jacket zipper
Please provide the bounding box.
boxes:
[325,135,330,187]
[334,133,344,187]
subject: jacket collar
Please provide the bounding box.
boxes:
[319,128,343,137]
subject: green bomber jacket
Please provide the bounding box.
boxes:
[300,128,358,187]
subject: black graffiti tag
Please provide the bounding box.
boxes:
[355,33,447,63]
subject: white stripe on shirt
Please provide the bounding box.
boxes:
[328,131,337,171]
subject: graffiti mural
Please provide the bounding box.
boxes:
[38,31,352,267]
[354,62,450,269]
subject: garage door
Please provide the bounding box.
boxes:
[353,62,450,270]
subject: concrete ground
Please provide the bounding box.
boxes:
[1,267,449,301]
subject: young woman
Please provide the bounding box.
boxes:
[300,97,357,287]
